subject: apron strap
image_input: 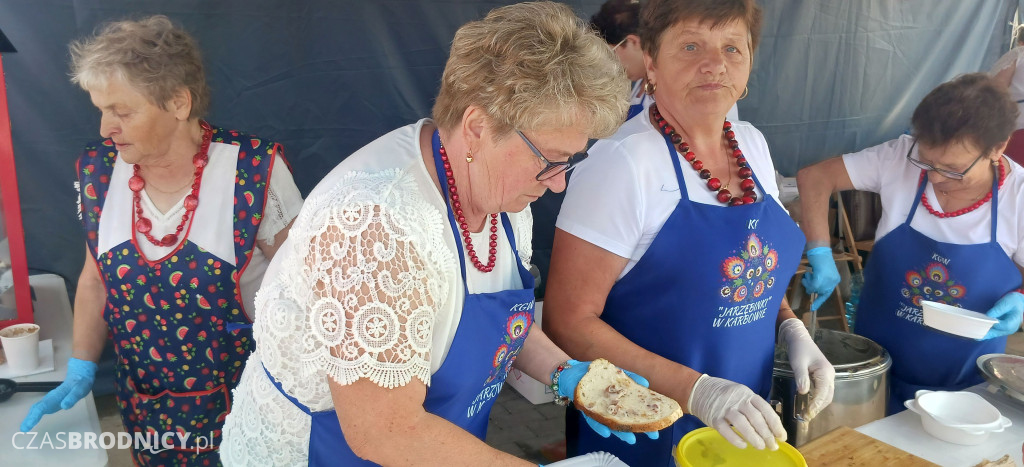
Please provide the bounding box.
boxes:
[906,168,929,225]
[263,364,313,415]
[656,119,770,200]
[907,152,1001,244]
[990,161,1000,242]
[431,130,532,290]
[658,122,690,199]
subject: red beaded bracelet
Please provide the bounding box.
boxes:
[550,360,572,406]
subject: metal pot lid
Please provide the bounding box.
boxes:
[977,353,1024,404]
[775,328,891,378]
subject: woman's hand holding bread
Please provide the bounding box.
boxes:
[553,359,670,444]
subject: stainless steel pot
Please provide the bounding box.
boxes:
[771,328,891,446]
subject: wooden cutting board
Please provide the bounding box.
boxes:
[798,426,939,466]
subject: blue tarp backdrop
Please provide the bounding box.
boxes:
[0,0,1016,295]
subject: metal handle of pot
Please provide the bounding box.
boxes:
[808,292,818,337]
[794,392,811,442]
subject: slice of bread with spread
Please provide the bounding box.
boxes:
[574,358,684,432]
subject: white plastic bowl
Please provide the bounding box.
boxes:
[548,452,628,466]
[920,300,996,339]
[904,390,1011,445]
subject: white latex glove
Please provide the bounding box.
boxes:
[688,374,786,450]
[778,318,835,420]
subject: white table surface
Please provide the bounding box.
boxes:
[0,274,107,466]
[857,384,1024,467]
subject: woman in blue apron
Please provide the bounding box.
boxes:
[221,4,654,465]
[591,0,648,121]
[799,73,1024,415]
[546,1,835,465]
[20,16,302,466]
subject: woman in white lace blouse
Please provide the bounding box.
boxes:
[221,3,656,465]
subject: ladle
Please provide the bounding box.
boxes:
[0,378,61,403]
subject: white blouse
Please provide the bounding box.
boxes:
[557,110,782,278]
[90,141,302,318]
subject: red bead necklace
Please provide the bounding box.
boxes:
[130,121,213,247]
[651,104,756,206]
[438,140,498,273]
[919,160,1005,218]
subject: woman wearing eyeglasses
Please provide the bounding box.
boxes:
[544,1,834,465]
[220,3,656,465]
[798,73,1024,414]
[591,0,647,120]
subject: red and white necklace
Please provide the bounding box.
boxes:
[130,120,213,247]
[438,140,498,273]
[919,161,1005,218]
[652,104,756,205]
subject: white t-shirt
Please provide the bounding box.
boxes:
[843,134,1024,267]
[557,110,782,278]
[94,142,302,318]
[627,85,739,122]
[991,47,1024,129]
[222,119,533,466]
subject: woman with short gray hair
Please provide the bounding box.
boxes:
[19,15,302,466]
[221,2,651,465]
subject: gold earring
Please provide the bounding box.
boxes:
[738,86,749,100]
[466,149,474,163]
[643,80,657,95]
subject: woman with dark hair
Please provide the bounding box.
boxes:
[591,0,647,119]
[546,0,834,465]
[590,0,739,122]
[799,73,1024,414]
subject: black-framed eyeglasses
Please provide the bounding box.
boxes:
[905,140,987,180]
[516,130,594,181]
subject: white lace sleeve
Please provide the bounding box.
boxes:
[255,168,454,405]
[257,155,303,246]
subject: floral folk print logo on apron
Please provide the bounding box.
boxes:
[896,261,967,323]
[484,311,532,384]
[719,234,780,303]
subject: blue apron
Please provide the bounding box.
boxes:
[264,130,536,465]
[855,167,1020,414]
[626,81,648,121]
[569,129,805,466]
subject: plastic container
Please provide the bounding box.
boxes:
[920,300,996,339]
[844,272,863,332]
[903,390,1011,445]
[547,452,628,466]
[673,427,807,467]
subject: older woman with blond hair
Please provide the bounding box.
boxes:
[545,0,835,465]
[18,15,302,466]
[221,3,649,465]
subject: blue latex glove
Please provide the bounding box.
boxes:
[801,247,840,311]
[984,292,1024,340]
[20,357,97,432]
[557,360,660,444]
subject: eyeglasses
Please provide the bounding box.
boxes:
[610,37,627,51]
[905,140,987,180]
[516,130,593,181]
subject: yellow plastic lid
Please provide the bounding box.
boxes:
[674,427,807,467]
